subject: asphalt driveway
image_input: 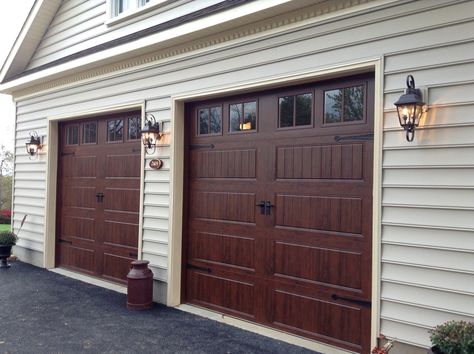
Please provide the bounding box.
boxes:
[0,262,317,354]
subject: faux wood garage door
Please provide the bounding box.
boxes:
[57,112,141,284]
[184,75,374,353]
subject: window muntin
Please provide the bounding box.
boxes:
[110,0,166,17]
[324,85,365,124]
[66,125,79,145]
[107,119,124,142]
[197,106,222,136]
[229,101,257,132]
[82,122,97,144]
[278,93,312,128]
[128,116,141,140]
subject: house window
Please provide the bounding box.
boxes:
[279,93,312,128]
[198,106,222,136]
[110,0,164,17]
[107,119,124,142]
[229,101,257,132]
[324,85,365,124]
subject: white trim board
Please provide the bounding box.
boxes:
[167,58,383,351]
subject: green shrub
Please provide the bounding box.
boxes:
[0,231,17,246]
[429,320,474,354]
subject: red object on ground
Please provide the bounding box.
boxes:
[127,260,154,310]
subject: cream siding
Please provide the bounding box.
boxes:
[9,0,474,351]
[27,0,224,70]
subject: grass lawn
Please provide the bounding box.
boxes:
[0,224,11,233]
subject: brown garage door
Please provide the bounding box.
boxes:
[184,74,374,353]
[57,111,141,284]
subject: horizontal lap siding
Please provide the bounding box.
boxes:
[381,0,474,347]
[143,118,171,281]
[13,0,474,347]
[27,0,223,69]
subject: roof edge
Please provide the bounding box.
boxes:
[0,0,62,84]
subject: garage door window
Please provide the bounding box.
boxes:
[107,119,124,142]
[279,93,312,128]
[66,125,79,145]
[198,106,222,136]
[82,122,97,144]
[229,101,257,132]
[128,116,141,140]
[324,85,365,124]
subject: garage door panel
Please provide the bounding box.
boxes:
[192,148,257,178]
[61,215,96,241]
[62,155,97,178]
[276,144,363,180]
[103,188,140,212]
[273,241,362,290]
[103,209,139,222]
[58,243,96,274]
[275,194,362,234]
[63,186,97,209]
[187,271,256,320]
[106,154,141,178]
[102,253,135,284]
[189,231,256,271]
[191,191,256,224]
[190,181,257,193]
[103,220,139,248]
[272,289,363,351]
[190,220,258,242]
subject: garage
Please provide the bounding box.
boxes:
[56,111,142,284]
[184,74,374,353]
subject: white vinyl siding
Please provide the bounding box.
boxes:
[11,0,474,350]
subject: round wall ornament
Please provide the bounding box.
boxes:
[149,159,163,170]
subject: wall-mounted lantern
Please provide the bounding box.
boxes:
[25,131,43,159]
[140,114,162,154]
[394,75,427,142]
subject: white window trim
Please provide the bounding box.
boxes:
[106,0,173,26]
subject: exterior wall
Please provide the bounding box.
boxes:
[10,0,474,350]
[27,0,223,70]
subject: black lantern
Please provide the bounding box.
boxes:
[140,114,162,154]
[25,131,42,159]
[394,75,425,142]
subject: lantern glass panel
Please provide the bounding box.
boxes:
[142,131,157,147]
[414,103,424,126]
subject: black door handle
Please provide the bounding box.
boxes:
[264,201,274,215]
[256,201,266,215]
[96,192,104,202]
[256,201,274,215]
